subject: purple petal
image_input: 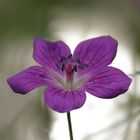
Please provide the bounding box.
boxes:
[84,67,132,98]
[44,88,86,113]
[7,66,48,94]
[33,37,71,69]
[73,36,118,70]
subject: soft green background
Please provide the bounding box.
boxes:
[0,0,140,140]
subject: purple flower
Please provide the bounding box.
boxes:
[7,36,132,113]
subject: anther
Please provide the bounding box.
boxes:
[78,63,88,69]
[70,65,77,74]
[67,54,72,59]
[58,56,87,73]
[62,63,65,71]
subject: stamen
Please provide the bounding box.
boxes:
[70,65,77,74]
[62,63,65,71]
[77,59,80,64]
[67,54,72,59]
[78,63,88,69]
[57,56,88,89]
[57,63,65,71]
[58,55,87,74]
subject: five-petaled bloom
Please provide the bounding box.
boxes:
[7,36,132,113]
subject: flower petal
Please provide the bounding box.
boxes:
[7,66,48,94]
[44,88,86,113]
[73,36,118,70]
[33,37,71,69]
[84,67,132,98]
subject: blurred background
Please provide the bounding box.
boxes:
[0,0,140,140]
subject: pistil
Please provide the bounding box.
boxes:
[65,63,74,83]
[57,55,87,89]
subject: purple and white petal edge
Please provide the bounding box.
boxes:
[84,66,132,98]
[44,88,86,113]
[7,66,48,94]
[33,37,71,69]
[73,36,118,72]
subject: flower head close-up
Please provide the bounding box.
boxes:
[7,36,132,113]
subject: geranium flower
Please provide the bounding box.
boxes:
[7,36,132,113]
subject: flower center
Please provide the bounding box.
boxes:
[57,55,87,89]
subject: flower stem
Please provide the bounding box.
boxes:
[67,112,74,140]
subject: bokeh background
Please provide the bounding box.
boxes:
[0,0,140,140]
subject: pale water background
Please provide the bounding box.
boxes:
[0,0,140,140]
